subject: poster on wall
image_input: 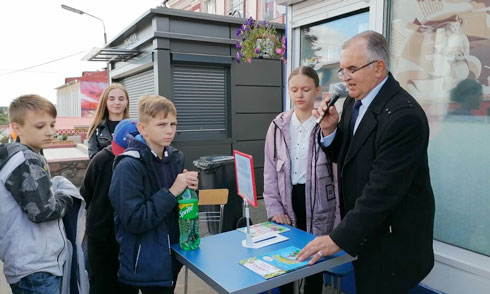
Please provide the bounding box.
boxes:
[80,81,107,117]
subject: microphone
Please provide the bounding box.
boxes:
[315,84,348,124]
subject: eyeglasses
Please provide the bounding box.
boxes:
[337,60,378,79]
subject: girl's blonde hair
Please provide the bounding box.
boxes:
[87,83,130,139]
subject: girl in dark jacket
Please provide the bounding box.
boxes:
[87,83,129,159]
[81,118,139,294]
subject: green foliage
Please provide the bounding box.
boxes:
[0,110,8,125]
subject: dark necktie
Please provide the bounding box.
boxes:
[350,100,363,135]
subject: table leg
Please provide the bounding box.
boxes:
[185,266,188,294]
[293,280,299,294]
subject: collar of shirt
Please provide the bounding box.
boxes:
[291,112,316,129]
[353,76,389,134]
[151,149,169,160]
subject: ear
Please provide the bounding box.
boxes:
[375,60,387,77]
[136,122,146,136]
[10,122,22,137]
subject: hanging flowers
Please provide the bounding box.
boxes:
[235,17,286,64]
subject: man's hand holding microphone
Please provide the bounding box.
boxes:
[313,84,347,136]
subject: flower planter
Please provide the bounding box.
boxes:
[235,17,286,63]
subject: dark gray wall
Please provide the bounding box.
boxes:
[108,8,285,197]
[231,59,284,196]
[173,58,284,197]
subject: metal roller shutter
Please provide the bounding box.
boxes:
[173,65,228,139]
[118,69,155,118]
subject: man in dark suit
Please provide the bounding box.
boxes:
[297,31,435,293]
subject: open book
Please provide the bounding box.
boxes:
[239,246,309,279]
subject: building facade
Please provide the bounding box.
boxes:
[89,8,285,197]
[166,0,285,23]
[279,0,490,293]
[56,70,108,117]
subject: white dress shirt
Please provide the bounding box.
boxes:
[290,112,316,185]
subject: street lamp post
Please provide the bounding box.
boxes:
[61,4,107,44]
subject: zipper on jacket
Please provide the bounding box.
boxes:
[167,235,171,256]
[134,243,142,275]
[56,218,66,272]
[273,124,277,160]
[96,126,111,141]
[98,133,111,141]
[272,121,290,159]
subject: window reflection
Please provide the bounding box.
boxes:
[446,79,484,122]
[390,0,490,257]
[300,11,369,70]
[300,11,369,109]
[265,0,281,22]
[230,0,244,18]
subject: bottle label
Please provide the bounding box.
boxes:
[178,199,198,219]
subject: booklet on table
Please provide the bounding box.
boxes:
[239,246,310,279]
[237,221,290,238]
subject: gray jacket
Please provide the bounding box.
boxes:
[0,143,76,286]
[53,176,89,294]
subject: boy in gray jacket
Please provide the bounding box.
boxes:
[0,95,73,294]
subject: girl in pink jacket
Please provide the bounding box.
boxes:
[263,66,337,294]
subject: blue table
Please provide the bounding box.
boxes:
[171,225,355,294]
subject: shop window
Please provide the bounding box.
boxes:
[389,0,490,257]
[204,0,216,14]
[230,0,244,18]
[265,0,280,21]
[300,10,369,109]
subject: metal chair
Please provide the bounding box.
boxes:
[183,188,229,294]
[198,188,229,233]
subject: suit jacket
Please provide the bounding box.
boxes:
[325,73,435,293]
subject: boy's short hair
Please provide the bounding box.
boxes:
[138,95,177,123]
[9,94,57,125]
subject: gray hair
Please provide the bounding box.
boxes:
[343,30,390,72]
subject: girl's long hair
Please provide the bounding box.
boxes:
[87,83,130,139]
